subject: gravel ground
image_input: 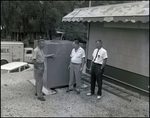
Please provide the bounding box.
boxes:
[1,70,149,117]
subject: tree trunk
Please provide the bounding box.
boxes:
[45,26,50,40]
[40,22,43,38]
[49,30,52,40]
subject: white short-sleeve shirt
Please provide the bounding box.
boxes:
[32,46,45,63]
[92,47,108,64]
[70,47,85,64]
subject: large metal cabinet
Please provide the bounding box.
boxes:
[42,40,73,88]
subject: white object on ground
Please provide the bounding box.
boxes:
[28,79,57,95]
[81,84,88,89]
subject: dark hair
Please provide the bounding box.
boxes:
[74,40,79,44]
[38,38,44,43]
[96,40,102,44]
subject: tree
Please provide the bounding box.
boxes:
[1,1,132,42]
[55,1,87,43]
[1,1,16,38]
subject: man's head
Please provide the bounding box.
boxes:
[38,38,45,49]
[72,40,79,49]
[72,39,79,49]
[95,40,102,49]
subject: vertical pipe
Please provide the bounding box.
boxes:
[84,1,91,72]
[89,1,91,7]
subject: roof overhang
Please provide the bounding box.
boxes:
[62,1,149,23]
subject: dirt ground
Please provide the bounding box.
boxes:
[1,70,149,117]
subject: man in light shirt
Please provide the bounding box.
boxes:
[87,40,108,99]
[66,40,85,94]
[32,38,55,101]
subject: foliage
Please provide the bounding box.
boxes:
[1,1,132,42]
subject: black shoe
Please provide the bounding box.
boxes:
[75,90,80,94]
[35,93,45,96]
[66,88,73,92]
[37,97,46,101]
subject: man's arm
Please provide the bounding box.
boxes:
[69,49,73,69]
[68,60,71,69]
[80,57,85,71]
[101,58,107,69]
[88,60,93,72]
[45,54,55,58]
[81,57,85,68]
[32,59,38,68]
[32,49,38,68]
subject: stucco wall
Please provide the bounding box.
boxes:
[88,22,149,77]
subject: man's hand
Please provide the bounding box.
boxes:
[45,54,55,58]
[89,68,91,73]
[79,67,83,72]
[32,59,38,68]
[68,64,71,69]
[86,67,91,73]
[50,54,55,58]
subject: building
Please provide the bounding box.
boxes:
[62,1,149,95]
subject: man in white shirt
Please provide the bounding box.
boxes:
[87,40,108,99]
[66,40,85,94]
[32,38,55,101]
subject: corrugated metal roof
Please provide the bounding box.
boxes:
[62,1,149,23]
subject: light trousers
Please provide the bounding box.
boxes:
[34,63,44,97]
[69,63,82,91]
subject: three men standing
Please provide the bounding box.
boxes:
[87,40,108,100]
[66,40,85,94]
[32,38,107,100]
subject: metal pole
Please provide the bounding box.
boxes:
[89,1,91,7]
[84,0,91,72]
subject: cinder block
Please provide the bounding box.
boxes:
[130,57,138,65]
[138,42,149,52]
[136,58,149,68]
[107,59,116,67]
[138,67,149,77]
[130,49,140,58]
[115,61,125,70]
[109,45,118,53]
[125,64,139,74]
[123,48,131,56]
[109,53,118,60]
[137,30,149,43]
[137,51,148,60]
[116,54,123,62]
[117,47,130,56]
[122,56,131,64]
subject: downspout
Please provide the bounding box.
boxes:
[84,1,91,73]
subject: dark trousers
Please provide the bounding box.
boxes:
[90,62,104,96]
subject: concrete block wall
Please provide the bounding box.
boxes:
[88,22,149,77]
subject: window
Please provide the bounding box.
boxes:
[1,47,10,54]
[26,50,33,54]
[25,64,30,69]
[10,68,19,73]
[20,66,25,71]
